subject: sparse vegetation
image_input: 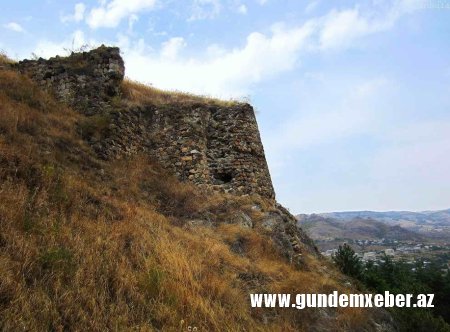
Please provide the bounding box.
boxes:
[121,78,243,107]
[63,43,96,56]
[0,51,15,66]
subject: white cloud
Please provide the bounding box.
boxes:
[74,3,86,21]
[22,2,418,99]
[189,0,222,21]
[256,0,268,5]
[27,1,418,98]
[119,2,417,97]
[31,30,93,59]
[3,22,24,33]
[319,8,394,50]
[305,0,320,14]
[160,37,186,60]
[128,14,139,32]
[237,4,247,14]
[86,0,157,28]
[123,22,315,97]
[61,3,86,23]
[396,0,425,12]
[317,0,422,50]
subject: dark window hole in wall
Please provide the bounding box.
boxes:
[214,171,233,184]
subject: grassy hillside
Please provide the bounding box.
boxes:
[0,57,389,331]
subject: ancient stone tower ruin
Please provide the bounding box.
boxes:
[15,46,275,199]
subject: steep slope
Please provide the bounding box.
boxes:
[0,50,393,331]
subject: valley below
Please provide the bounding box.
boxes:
[297,209,450,269]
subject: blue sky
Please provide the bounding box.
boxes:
[2,0,450,213]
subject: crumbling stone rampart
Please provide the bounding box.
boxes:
[16,46,124,115]
[15,46,275,199]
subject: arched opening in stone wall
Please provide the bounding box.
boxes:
[214,171,233,184]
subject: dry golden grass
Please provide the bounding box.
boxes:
[0,52,15,66]
[0,66,376,331]
[121,78,243,107]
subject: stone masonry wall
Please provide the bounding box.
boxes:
[15,46,124,115]
[15,46,275,199]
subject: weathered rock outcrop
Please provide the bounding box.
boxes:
[16,46,275,199]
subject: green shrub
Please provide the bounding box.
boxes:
[332,243,363,279]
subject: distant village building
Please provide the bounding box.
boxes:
[321,249,338,257]
[363,252,376,261]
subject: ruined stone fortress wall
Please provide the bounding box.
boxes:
[15,46,275,199]
[16,46,125,115]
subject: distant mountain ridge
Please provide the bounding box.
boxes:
[319,208,450,226]
[297,214,423,242]
[297,208,450,244]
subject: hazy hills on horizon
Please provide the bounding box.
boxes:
[297,214,423,242]
[296,208,450,245]
[317,208,450,226]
